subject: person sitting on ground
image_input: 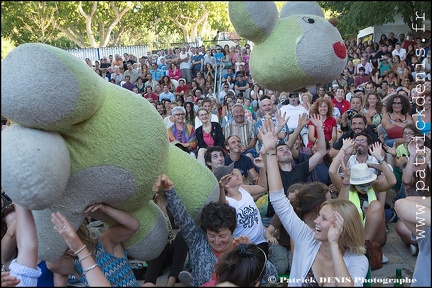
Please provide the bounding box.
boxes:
[51,211,111,287]
[394,196,431,287]
[4,203,42,287]
[152,175,277,287]
[260,117,368,286]
[218,163,268,254]
[143,193,188,287]
[46,203,141,287]
[214,243,268,287]
[265,182,331,276]
[330,140,396,246]
[395,140,431,257]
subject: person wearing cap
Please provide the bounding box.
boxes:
[330,138,396,250]
[167,106,197,154]
[376,44,392,61]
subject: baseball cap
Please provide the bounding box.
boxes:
[354,87,365,93]
[237,73,244,77]
[214,162,235,181]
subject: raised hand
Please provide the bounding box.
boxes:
[258,118,278,152]
[340,159,350,178]
[218,174,232,189]
[327,211,344,244]
[309,114,323,128]
[368,142,383,160]
[253,156,265,169]
[341,138,355,154]
[407,139,418,156]
[152,174,174,192]
[383,143,396,156]
[233,235,251,246]
[51,211,85,253]
[298,113,309,128]
[275,109,289,130]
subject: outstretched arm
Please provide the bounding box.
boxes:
[15,204,38,270]
[329,138,355,192]
[308,114,327,171]
[84,203,140,255]
[51,212,111,287]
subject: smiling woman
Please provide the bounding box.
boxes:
[261,118,369,286]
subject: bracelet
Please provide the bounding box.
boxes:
[79,253,92,262]
[266,152,277,156]
[74,244,87,255]
[82,263,98,276]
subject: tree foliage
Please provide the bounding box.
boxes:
[319,1,431,38]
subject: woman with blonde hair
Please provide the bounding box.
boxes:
[260,118,368,286]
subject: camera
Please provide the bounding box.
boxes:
[346,109,358,121]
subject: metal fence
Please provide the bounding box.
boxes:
[65,45,150,62]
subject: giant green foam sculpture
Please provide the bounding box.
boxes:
[229,1,347,92]
[1,43,219,261]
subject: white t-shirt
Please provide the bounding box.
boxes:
[278,104,309,131]
[226,187,266,245]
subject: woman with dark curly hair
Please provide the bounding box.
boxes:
[307,98,337,147]
[381,94,413,147]
[151,175,277,287]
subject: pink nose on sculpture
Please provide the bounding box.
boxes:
[333,41,346,59]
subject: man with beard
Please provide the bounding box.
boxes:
[340,132,392,208]
[329,114,380,157]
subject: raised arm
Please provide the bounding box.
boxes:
[308,114,327,171]
[51,212,111,287]
[8,204,41,286]
[84,203,140,253]
[369,142,397,192]
[329,138,355,192]
[286,113,309,150]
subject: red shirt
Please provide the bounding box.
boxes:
[144,93,158,101]
[333,98,350,115]
[307,117,337,147]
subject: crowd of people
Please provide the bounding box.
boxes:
[1,29,431,287]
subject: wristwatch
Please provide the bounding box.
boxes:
[377,156,385,164]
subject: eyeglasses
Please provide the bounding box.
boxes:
[355,139,367,143]
[403,132,415,136]
[392,102,402,105]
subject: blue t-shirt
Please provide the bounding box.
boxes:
[225,154,255,178]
